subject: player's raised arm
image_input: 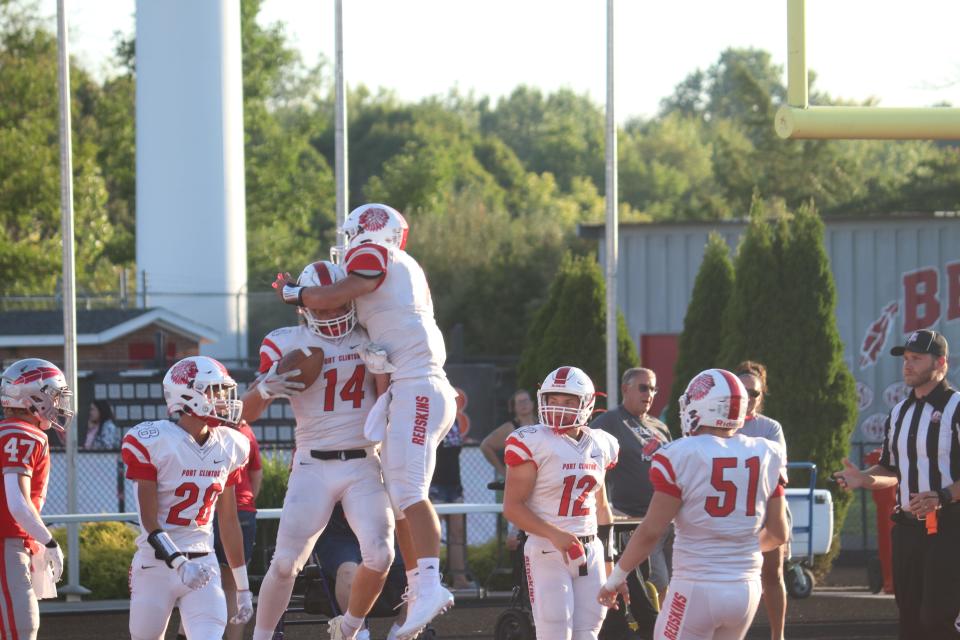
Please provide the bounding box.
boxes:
[274,270,378,310]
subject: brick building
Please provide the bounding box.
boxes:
[0,308,218,371]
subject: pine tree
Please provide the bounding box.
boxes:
[764,203,858,572]
[665,232,735,433]
[516,253,639,402]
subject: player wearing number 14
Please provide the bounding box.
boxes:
[598,369,788,640]
[503,366,620,640]
[122,356,252,640]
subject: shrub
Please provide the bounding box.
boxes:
[53,521,137,600]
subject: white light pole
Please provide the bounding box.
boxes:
[604,0,619,408]
[333,0,349,262]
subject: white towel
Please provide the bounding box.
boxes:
[363,387,391,442]
[30,548,58,600]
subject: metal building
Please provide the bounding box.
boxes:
[581,214,960,443]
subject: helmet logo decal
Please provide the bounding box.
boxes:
[169,359,198,385]
[359,207,390,232]
[14,366,62,385]
[554,366,571,387]
[687,372,715,401]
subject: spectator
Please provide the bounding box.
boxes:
[83,400,120,450]
[480,390,536,480]
[589,367,672,639]
[430,419,474,590]
[736,360,789,640]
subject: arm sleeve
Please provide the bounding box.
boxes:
[3,473,51,543]
[649,450,682,499]
[121,433,158,481]
[504,434,537,469]
[344,244,389,280]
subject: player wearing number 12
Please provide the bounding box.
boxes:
[503,366,619,640]
[122,356,253,640]
[598,369,789,640]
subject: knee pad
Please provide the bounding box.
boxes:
[268,550,302,581]
[361,538,395,573]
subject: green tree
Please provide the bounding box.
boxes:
[515,254,638,401]
[666,232,735,434]
[764,203,858,573]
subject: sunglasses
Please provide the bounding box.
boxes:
[746,389,762,398]
[636,384,658,394]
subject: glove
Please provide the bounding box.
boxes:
[356,342,396,374]
[255,361,306,399]
[43,539,64,583]
[176,559,213,590]
[231,589,254,624]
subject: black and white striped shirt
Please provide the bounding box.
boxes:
[879,380,960,508]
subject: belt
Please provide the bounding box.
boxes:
[578,535,595,545]
[185,552,209,559]
[310,449,367,461]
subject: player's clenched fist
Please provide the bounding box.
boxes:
[176,559,213,590]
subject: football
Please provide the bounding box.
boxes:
[276,346,326,390]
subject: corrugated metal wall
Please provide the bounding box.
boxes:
[587,215,960,442]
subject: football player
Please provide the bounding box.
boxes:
[598,369,789,640]
[0,359,73,640]
[273,204,459,639]
[250,260,396,640]
[502,366,619,640]
[122,356,252,640]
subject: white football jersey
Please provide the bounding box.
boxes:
[259,324,377,450]
[504,424,619,537]
[122,420,250,554]
[344,243,447,380]
[650,433,786,582]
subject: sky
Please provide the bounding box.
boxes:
[38,0,960,122]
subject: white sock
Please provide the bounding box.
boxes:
[340,612,364,638]
[252,630,275,640]
[405,568,419,594]
[417,557,441,591]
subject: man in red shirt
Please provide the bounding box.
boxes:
[0,359,74,640]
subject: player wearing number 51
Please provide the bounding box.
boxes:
[503,366,619,640]
[121,356,252,640]
[0,359,74,640]
[598,369,788,640]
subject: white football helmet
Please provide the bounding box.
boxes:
[297,260,356,338]
[163,356,242,427]
[537,366,596,433]
[679,368,748,435]
[0,359,74,433]
[343,203,409,250]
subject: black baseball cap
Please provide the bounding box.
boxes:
[890,330,949,357]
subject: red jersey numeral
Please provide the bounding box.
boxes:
[704,456,761,518]
[166,482,223,526]
[322,364,367,411]
[558,475,597,517]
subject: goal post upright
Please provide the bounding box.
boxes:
[776,0,960,140]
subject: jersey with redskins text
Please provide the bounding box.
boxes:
[504,424,619,536]
[122,420,249,554]
[343,243,446,381]
[0,418,50,540]
[650,433,786,582]
[259,324,377,451]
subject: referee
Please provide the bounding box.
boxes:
[835,330,960,639]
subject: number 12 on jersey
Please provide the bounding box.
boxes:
[705,456,761,518]
[558,475,597,517]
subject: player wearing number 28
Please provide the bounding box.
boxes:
[503,366,620,640]
[597,369,789,640]
[250,260,396,640]
[122,356,252,640]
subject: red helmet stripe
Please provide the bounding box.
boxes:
[554,367,571,387]
[717,369,744,420]
[313,261,333,286]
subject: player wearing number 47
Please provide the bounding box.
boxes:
[121,356,253,640]
[503,366,620,640]
[597,369,788,640]
[0,359,73,640]
[248,260,396,640]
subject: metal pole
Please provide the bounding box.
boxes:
[333,0,349,263]
[56,0,89,601]
[604,0,619,409]
[786,0,807,108]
